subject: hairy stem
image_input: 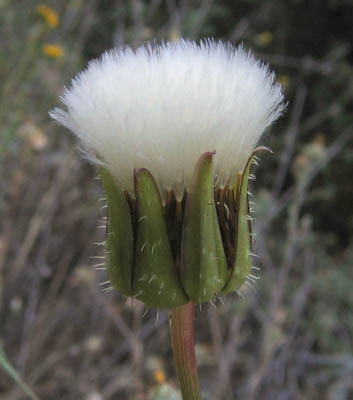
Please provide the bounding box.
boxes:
[169,301,202,400]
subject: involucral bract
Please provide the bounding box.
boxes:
[102,149,270,308]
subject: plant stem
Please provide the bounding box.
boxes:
[169,301,202,400]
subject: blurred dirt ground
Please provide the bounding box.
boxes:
[1,1,353,399]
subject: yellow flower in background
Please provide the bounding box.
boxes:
[254,31,273,46]
[153,369,166,385]
[42,44,64,59]
[36,4,59,28]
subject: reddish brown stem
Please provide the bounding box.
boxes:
[169,301,202,400]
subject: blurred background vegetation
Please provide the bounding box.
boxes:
[0,0,352,399]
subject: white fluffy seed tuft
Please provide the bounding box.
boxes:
[50,39,285,197]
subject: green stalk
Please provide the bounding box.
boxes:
[169,301,202,400]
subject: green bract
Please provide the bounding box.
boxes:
[101,167,134,297]
[101,149,270,309]
[133,169,187,308]
[180,152,228,303]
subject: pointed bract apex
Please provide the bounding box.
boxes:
[192,151,216,178]
[196,150,216,164]
[134,167,157,188]
[238,146,273,180]
[252,146,273,155]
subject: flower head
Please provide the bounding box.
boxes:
[51,39,284,199]
[51,39,285,308]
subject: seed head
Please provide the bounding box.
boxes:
[50,39,284,199]
[50,39,285,308]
